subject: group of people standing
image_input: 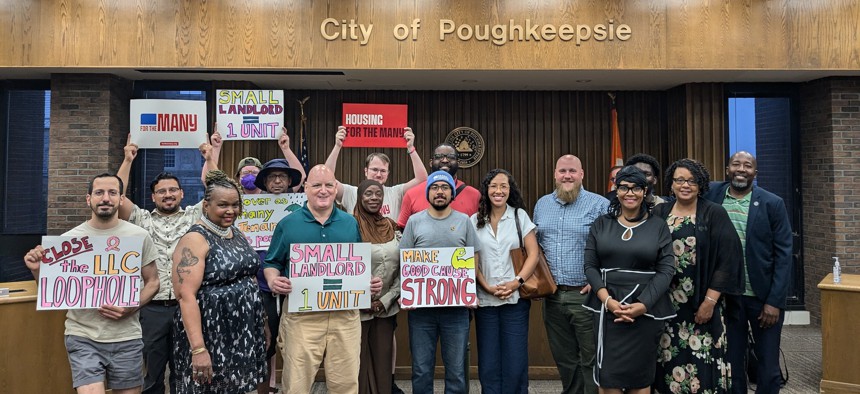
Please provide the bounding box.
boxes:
[23,123,792,394]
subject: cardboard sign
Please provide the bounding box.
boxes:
[341,103,408,148]
[37,236,145,310]
[238,193,307,250]
[400,247,477,308]
[287,243,372,313]
[216,90,285,140]
[130,100,208,148]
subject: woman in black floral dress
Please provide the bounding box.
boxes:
[172,171,267,393]
[652,159,744,394]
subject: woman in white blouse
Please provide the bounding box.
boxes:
[470,169,540,394]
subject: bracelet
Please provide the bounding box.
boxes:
[705,295,718,304]
[191,347,207,355]
[603,296,613,310]
[406,147,416,155]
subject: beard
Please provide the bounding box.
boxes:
[730,178,752,191]
[92,203,117,219]
[430,198,451,211]
[555,181,581,204]
[156,204,180,215]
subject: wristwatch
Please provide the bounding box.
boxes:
[515,276,525,288]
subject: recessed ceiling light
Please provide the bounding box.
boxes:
[346,78,362,82]
[576,79,592,83]
[461,79,478,83]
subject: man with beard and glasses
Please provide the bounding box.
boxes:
[533,154,608,394]
[24,174,159,394]
[115,138,218,394]
[397,143,481,229]
[704,151,792,394]
[325,125,427,219]
[399,170,482,394]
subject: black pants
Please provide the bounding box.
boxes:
[726,295,785,394]
[140,303,178,394]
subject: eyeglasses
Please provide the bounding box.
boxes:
[240,170,259,176]
[267,174,290,182]
[617,185,644,194]
[432,153,458,161]
[672,178,697,186]
[429,184,452,192]
[367,167,388,174]
[154,187,180,195]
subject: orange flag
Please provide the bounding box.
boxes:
[608,94,623,191]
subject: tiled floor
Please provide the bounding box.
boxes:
[301,325,822,393]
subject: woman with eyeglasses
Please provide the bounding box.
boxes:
[582,166,676,394]
[651,159,744,394]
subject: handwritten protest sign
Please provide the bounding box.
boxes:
[37,236,144,310]
[130,100,208,149]
[341,103,408,148]
[400,247,477,308]
[287,243,372,313]
[237,193,307,250]
[216,90,285,141]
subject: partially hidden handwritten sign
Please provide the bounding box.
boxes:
[400,247,477,308]
[287,243,372,313]
[130,100,208,149]
[37,236,144,310]
[238,193,307,251]
[341,103,408,148]
[216,90,285,141]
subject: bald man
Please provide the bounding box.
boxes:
[533,155,608,394]
[263,165,382,394]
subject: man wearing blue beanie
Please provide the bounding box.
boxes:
[400,169,482,394]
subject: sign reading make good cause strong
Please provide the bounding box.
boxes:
[37,236,145,310]
[342,103,408,148]
[400,247,477,308]
[287,243,372,313]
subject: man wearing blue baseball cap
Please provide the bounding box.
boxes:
[399,170,482,394]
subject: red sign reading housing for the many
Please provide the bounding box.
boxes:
[341,103,408,148]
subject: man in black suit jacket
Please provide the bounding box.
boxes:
[704,151,793,394]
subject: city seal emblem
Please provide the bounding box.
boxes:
[445,127,484,168]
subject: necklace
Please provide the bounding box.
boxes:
[200,214,232,239]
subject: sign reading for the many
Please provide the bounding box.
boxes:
[341,103,408,148]
[130,100,208,149]
[216,90,285,141]
[37,236,144,310]
[287,243,372,313]
[400,247,477,308]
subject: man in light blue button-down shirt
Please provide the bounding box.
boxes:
[533,154,608,394]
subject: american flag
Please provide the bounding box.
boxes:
[297,97,311,173]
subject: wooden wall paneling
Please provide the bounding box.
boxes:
[4,0,860,70]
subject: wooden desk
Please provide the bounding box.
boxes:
[0,281,74,393]
[819,273,860,394]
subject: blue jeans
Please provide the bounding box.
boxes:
[727,295,785,394]
[408,307,470,394]
[475,299,531,394]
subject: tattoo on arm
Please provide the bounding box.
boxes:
[176,247,199,284]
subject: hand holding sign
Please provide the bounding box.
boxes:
[335,126,347,147]
[269,276,292,295]
[278,126,290,151]
[405,127,415,149]
[98,304,138,320]
[23,245,46,273]
[209,126,223,149]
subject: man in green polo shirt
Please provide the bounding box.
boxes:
[263,164,382,394]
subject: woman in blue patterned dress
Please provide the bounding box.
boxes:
[652,159,744,394]
[172,171,267,394]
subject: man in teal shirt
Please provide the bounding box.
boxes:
[263,164,381,394]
